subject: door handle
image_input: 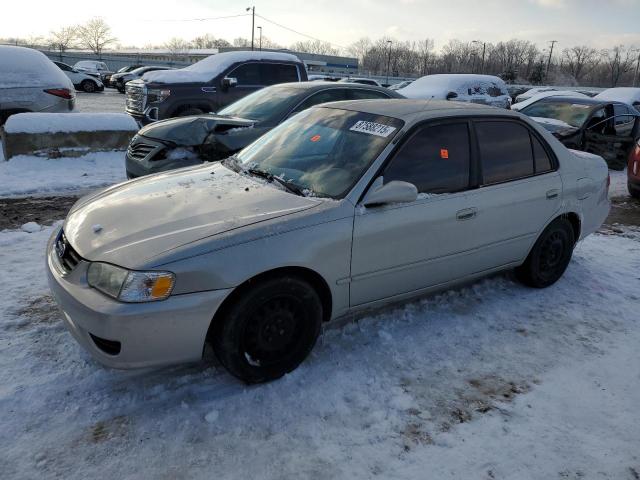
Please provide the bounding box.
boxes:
[456,208,477,221]
[546,189,559,199]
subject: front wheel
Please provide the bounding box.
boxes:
[516,217,575,288]
[212,276,323,384]
[81,80,97,93]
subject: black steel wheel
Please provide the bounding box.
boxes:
[212,276,322,383]
[516,217,575,288]
[81,80,96,93]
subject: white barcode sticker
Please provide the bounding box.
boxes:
[349,120,396,138]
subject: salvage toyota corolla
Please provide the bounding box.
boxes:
[47,100,610,383]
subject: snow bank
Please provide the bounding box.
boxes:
[143,51,302,84]
[510,90,589,111]
[4,113,138,134]
[0,150,126,197]
[594,87,640,106]
[0,45,71,89]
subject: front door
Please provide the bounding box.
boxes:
[350,121,479,306]
[584,104,638,170]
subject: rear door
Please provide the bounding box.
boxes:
[260,63,300,85]
[464,119,562,266]
[350,120,481,306]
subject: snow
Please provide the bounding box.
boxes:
[515,87,557,101]
[608,168,629,198]
[510,90,589,111]
[20,221,41,233]
[4,113,138,134]
[398,74,507,100]
[594,87,640,105]
[1,221,639,478]
[0,45,72,90]
[0,150,126,197]
[143,51,302,84]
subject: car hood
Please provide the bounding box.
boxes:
[530,116,581,137]
[64,163,322,268]
[139,114,257,146]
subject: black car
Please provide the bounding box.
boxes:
[125,51,309,125]
[520,97,640,169]
[112,66,173,93]
[125,81,402,178]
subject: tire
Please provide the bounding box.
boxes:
[177,107,204,117]
[81,80,96,93]
[629,182,640,199]
[516,217,575,288]
[117,86,125,94]
[212,276,323,384]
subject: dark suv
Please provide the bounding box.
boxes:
[125,51,308,125]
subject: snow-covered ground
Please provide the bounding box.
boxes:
[75,89,126,114]
[1,222,639,479]
[0,150,126,197]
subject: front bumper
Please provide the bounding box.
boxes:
[46,228,231,369]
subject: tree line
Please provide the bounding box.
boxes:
[2,19,639,87]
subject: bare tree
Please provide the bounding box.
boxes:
[290,40,339,56]
[418,38,435,75]
[164,37,190,58]
[192,34,230,49]
[562,45,599,82]
[49,26,76,54]
[603,45,636,86]
[232,37,251,47]
[76,18,116,55]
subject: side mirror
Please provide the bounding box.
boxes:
[446,91,458,100]
[362,177,418,207]
[222,77,238,90]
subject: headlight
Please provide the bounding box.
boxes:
[147,88,171,103]
[87,262,175,302]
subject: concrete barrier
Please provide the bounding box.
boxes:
[1,113,138,161]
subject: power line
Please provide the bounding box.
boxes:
[137,13,251,23]
[254,14,346,51]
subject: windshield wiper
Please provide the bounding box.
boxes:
[247,168,305,196]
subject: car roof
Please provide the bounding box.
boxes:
[271,81,400,96]
[319,98,519,122]
[532,96,639,110]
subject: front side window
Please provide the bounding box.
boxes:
[476,121,534,184]
[235,108,403,198]
[230,63,261,85]
[383,123,471,194]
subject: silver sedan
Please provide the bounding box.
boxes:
[47,100,610,383]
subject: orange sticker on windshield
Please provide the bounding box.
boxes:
[310,135,321,142]
[440,148,449,159]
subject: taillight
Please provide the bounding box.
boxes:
[43,88,74,100]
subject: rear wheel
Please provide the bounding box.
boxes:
[212,276,322,384]
[81,80,97,93]
[516,217,575,288]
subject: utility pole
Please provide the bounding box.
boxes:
[257,26,262,51]
[386,40,392,86]
[546,40,557,81]
[634,50,640,87]
[472,41,486,74]
[246,6,255,50]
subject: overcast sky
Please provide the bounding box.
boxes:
[3,0,640,52]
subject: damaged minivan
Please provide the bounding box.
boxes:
[125,81,401,178]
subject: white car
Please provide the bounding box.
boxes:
[514,87,557,104]
[54,62,103,93]
[0,46,75,124]
[73,60,113,85]
[398,74,511,109]
[595,87,640,109]
[511,90,589,112]
[338,77,382,87]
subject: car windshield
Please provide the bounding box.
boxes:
[234,107,404,198]
[218,85,303,123]
[520,100,593,128]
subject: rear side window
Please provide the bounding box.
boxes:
[531,135,552,173]
[348,89,390,100]
[383,123,471,194]
[476,121,534,184]
[231,63,261,85]
[293,89,349,112]
[261,63,299,85]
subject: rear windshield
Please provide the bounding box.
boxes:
[235,107,404,198]
[218,85,303,122]
[520,101,593,128]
